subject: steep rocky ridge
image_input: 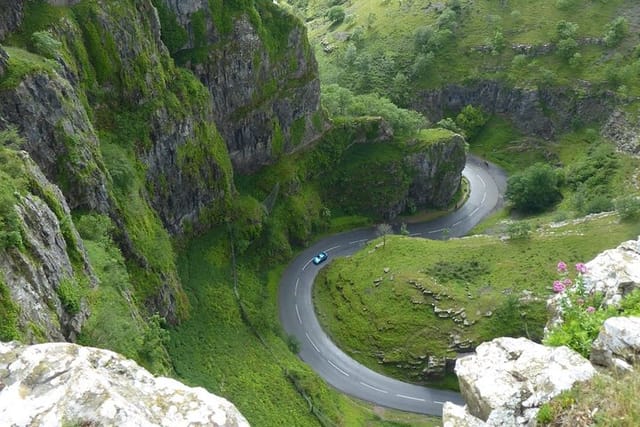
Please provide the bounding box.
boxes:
[413,81,616,139]
[158,0,327,172]
[406,133,466,210]
[0,341,249,426]
[0,149,96,343]
[0,71,111,213]
[0,0,24,41]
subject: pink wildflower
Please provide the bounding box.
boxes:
[575,263,587,274]
[586,306,596,313]
[553,280,566,293]
[563,278,573,286]
[557,261,567,273]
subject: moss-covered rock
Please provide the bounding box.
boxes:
[158,0,328,172]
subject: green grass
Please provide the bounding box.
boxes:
[313,214,640,386]
[302,0,638,98]
[0,46,58,90]
[540,369,640,426]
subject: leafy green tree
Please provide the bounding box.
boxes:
[455,105,487,139]
[604,16,628,47]
[555,20,578,41]
[506,163,562,212]
[390,72,410,106]
[327,6,345,24]
[490,29,506,55]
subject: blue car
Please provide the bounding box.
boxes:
[312,251,328,265]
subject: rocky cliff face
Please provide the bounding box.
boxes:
[159,0,327,172]
[0,72,111,213]
[0,151,95,343]
[414,81,615,139]
[0,0,23,41]
[406,133,466,209]
[0,341,249,426]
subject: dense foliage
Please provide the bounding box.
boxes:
[506,163,563,213]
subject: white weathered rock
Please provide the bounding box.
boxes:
[591,316,640,370]
[0,341,249,427]
[582,238,640,307]
[547,237,640,329]
[443,402,486,427]
[455,337,595,426]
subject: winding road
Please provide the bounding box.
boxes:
[278,155,507,416]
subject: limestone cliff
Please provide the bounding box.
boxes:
[157,0,327,172]
[414,81,615,139]
[406,132,466,210]
[0,149,95,343]
[0,341,249,426]
[0,0,23,41]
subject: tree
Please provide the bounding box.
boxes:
[506,163,562,213]
[455,105,487,139]
[376,223,393,248]
[604,16,628,47]
[327,6,345,25]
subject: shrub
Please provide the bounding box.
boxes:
[56,277,82,315]
[616,196,640,221]
[604,17,628,47]
[507,221,531,240]
[327,6,345,24]
[506,163,562,213]
[31,31,62,59]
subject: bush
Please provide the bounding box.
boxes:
[507,221,531,240]
[506,163,562,213]
[604,17,628,47]
[616,196,640,221]
[327,6,345,24]
[56,277,82,315]
[31,31,62,59]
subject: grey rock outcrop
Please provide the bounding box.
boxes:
[0,71,111,214]
[601,110,640,154]
[406,133,466,209]
[0,341,249,426]
[0,152,95,342]
[447,337,595,426]
[0,0,24,41]
[161,1,326,172]
[0,45,7,76]
[591,316,640,371]
[548,237,640,328]
[443,402,486,427]
[414,81,615,139]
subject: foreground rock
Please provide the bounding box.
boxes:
[446,337,595,426]
[548,237,640,328]
[580,237,640,307]
[591,316,640,371]
[0,341,249,426]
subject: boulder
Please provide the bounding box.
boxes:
[0,341,249,426]
[455,337,595,426]
[548,237,640,329]
[443,402,486,427]
[580,238,640,307]
[591,316,640,370]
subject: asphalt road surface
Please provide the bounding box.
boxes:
[278,155,507,415]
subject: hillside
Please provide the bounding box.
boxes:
[0,0,640,425]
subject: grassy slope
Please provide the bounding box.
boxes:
[314,214,640,386]
[303,0,639,94]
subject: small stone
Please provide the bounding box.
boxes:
[383,267,390,273]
